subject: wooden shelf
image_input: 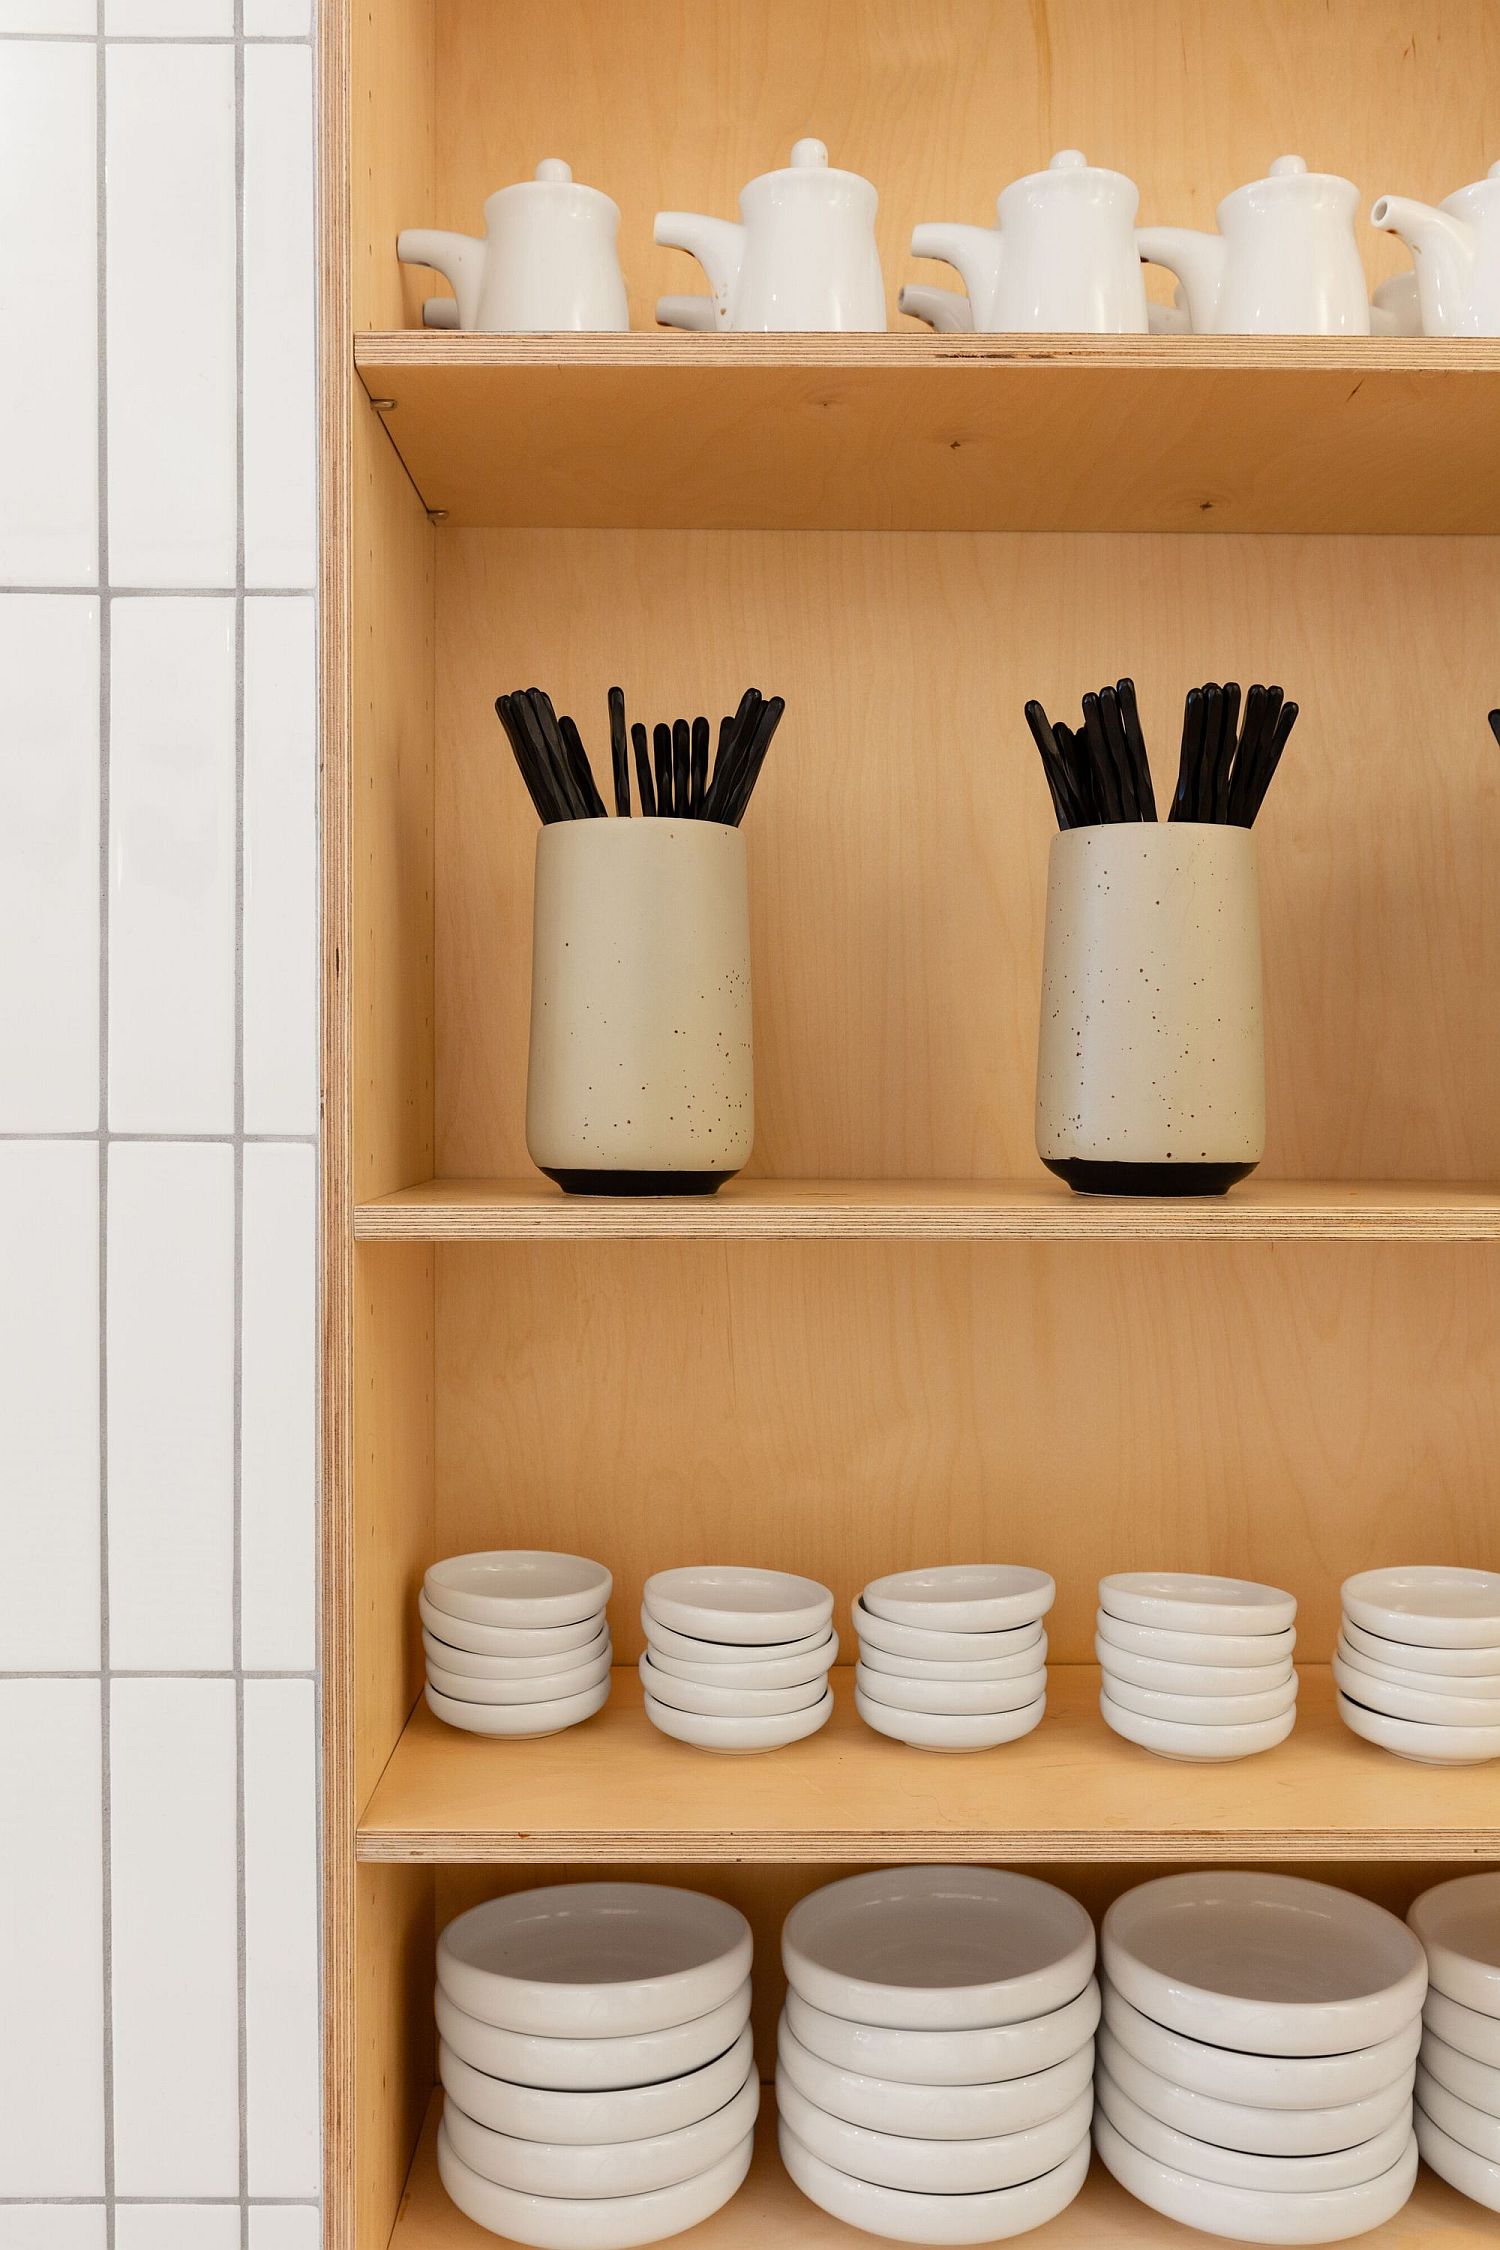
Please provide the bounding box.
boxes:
[357,1667,1500,1866]
[392,2096,1490,2250]
[354,333,1500,535]
[354,1177,1500,1244]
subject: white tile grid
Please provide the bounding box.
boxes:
[0,2,321,2245]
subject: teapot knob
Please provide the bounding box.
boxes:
[790,137,829,168]
[1268,154,1308,177]
[535,157,573,183]
[1049,149,1087,169]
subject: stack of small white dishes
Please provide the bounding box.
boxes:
[435,1881,757,2247]
[1096,1572,1298,1760]
[421,1550,613,1738]
[1409,1873,1500,2213]
[1097,1872,1425,2243]
[777,1866,1096,2242]
[640,1565,836,1752]
[852,1564,1054,1750]
[1335,1567,1500,1764]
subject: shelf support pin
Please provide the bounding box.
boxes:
[370,397,397,412]
[428,509,449,524]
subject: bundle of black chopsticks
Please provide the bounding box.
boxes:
[1024,679,1299,831]
[495,685,784,827]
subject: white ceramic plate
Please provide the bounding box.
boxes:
[435,1980,751,2093]
[439,2023,755,2145]
[1414,2100,1500,2215]
[1102,1671,1298,1727]
[861,1565,1055,1634]
[1341,1613,1500,1678]
[782,1866,1094,2031]
[643,1632,837,1690]
[783,1981,1099,2089]
[642,1566,832,1646]
[1098,1572,1296,1638]
[1095,1637,1294,1697]
[777,2015,1094,2140]
[1100,1691,1296,1761]
[1408,1874,1500,2019]
[1335,1634,1500,1700]
[423,1624,611,1679]
[437,1883,753,2037]
[1337,1688,1500,1765]
[443,2070,760,2197]
[1341,1566,1500,1650]
[424,1550,612,1629]
[637,1652,825,1717]
[1415,2062,1500,2163]
[1421,2028,1500,2118]
[644,1686,833,1754]
[775,2066,1092,2194]
[419,1590,606,1657]
[1095,2065,1413,2192]
[437,2118,753,2250]
[855,1687,1046,1752]
[641,1610,832,1665]
[1101,1982,1422,2110]
[1426,1987,1500,2068]
[427,1648,612,1704]
[425,1677,610,1738]
[1097,1611,1297,1669]
[1093,2110,1418,2245]
[850,1600,1044,1664]
[854,1661,1047,1717]
[857,1634,1048,1683]
[1332,1652,1500,1727]
[778,2119,1090,2245]
[1096,2026,1418,2155]
[1102,1870,1428,2057]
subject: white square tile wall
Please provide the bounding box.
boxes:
[0,2,321,2242]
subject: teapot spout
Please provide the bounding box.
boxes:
[910,222,1004,316]
[1135,225,1226,332]
[654,212,746,322]
[1371,194,1475,306]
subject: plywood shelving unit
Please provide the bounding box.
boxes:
[322,3,1500,2245]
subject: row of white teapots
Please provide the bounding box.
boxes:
[397,144,1500,338]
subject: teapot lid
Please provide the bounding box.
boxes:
[789,138,829,168]
[745,136,876,198]
[488,157,619,217]
[534,158,573,183]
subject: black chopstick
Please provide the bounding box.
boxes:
[654,721,673,817]
[608,686,630,817]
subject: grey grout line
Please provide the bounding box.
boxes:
[0,32,312,44]
[0,2197,321,2208]
[0,1130,318,1143]
[2,1671,318,1682]
[0,584,314,597]
[95,7,115,2245]
[233,3,251,2237]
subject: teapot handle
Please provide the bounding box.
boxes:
[898,283,974,334]
[656,293,719,332]
[422,296,460,329]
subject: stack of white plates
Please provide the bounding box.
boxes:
[1409,1873,1500,2213]
[1096,1572,1298,1761]
[421,1551,613,1738]
[435,1882,758,2248]
[777,1867,1096,2242]
[1335,1567,1500,1765]
[640,1565,836,1752]
[852,1565,1054,1751]
[1097,1872,1426,2243]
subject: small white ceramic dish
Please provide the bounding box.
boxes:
[435,1980,751,2092]
[1093,2110,1418,2246]
[1416,2062,1500,2162]
[1096,1611,1297,1668]
[861,1565,1055,1634]
[419,1590,606,1657]
[439,2023,754,2144]
[1335,1634,1500,1700]
[783,1866,1094,2031]
[1102,1870,1428,2057]
[854,1687,1045,1752]
[1426,1987,1500,2068]
[437,1883,753,2037]
[1341,1566,1500,1650]
[1337,1688,1500,1764]
[1102,1671,1298,1727]
[427,1649,612,1705]
[437,2118,753,2250]
[637,1652,824,1717]
[1341,1613,1500,1678]
[1098,1572,1296,1637]
[641,1610,831,1665]
[425,1550,612,1629]
[643,1632,836,1689]
[425,1677,610,1737]
[783,1981,1099,2088]
[857,1635,1047,1683]
[644,1686,833,1753]
[444,2070,759,2197]
[1095,2065,1413,2193]
[643,1566,833,1645]
[1102,1983,1422,2109]
[1408,1873,1500,2017]
[1333,1652,1500,1727]
[423,1624,611,1679]
[775,2066,1092,2194]
[778,2119,1090,2245]
[1100,1691,1296,1761]
[776,2016,1094,2139]
[1095,1637,1294,1697]
[1420,2028,1500,2117]
[850,1600,1044,1664]
[1414,2100,1500,2215]
[854,1662,1047,1717]
[1097,2025,1418,2155]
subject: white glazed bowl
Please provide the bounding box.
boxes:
[425,1677,610,1738]
[643,1566,832,1646]
[1097,2026,1418,2155]
[1336,1635,1500,1700]
[1408,1873,1500,2017]
[637,1652,825,1717]
[1101,1671,1299,1727]
[438,2118,752,2250]
[1099,1692,1296,1761]
[644,1687,833,1753]
[643,1632,836,1690]
[424,1551,612,1629]
[858,1635,1047,1683]
[1101,1983,1422,2109]
[1341,1613,1500,1677]
[642,1610,832,1665]
[439,2023,755,2144]
[854,1662,1047,1717]
[783,1981,1100,2089]
[861,1565,1055,1634]
[1097,1610,1296,1669]
[1341,1566,1500,1649]
[1332,1653,1500,1728]
[419,1590,607,1658]
[1102,1871,1428,2056]
[1415,2100,1500,2214]
[1415,2063,1500,2162]
[443,2071,759,2197]
[1095,1637,1294,1697]
[1336,1688,1500,1764]
[777,2017,1094,2140]
[850,1600,1044,1664]
[427,1649,612,1705]
[855,1687,1046,1752]
[1095,2065,1413,2192]
[1426,1987,1500,2068]
[778,2119,1089,2245]
[1420,2029,1500,2118]
[783,1866,1094,2031]
[437,1883,753,2037]
[1093,2110,1418,2245]
[1098,1572,1296,1637]
[434,1980,751,2092]
[423,1624,611,1679]
[775,2066,1092,2194]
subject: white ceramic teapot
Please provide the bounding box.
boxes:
[906,150,1151,332]
[397,159,629,332]
[655,138,886,331]
[1371,165,1500,335]
[1136,156,1370,334]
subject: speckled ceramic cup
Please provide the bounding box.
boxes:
[1036,824,1265,1195]
[526,819,754,1194]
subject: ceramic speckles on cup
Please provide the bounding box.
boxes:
[1036,822,1265,1195]
[526,819,753,1195]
